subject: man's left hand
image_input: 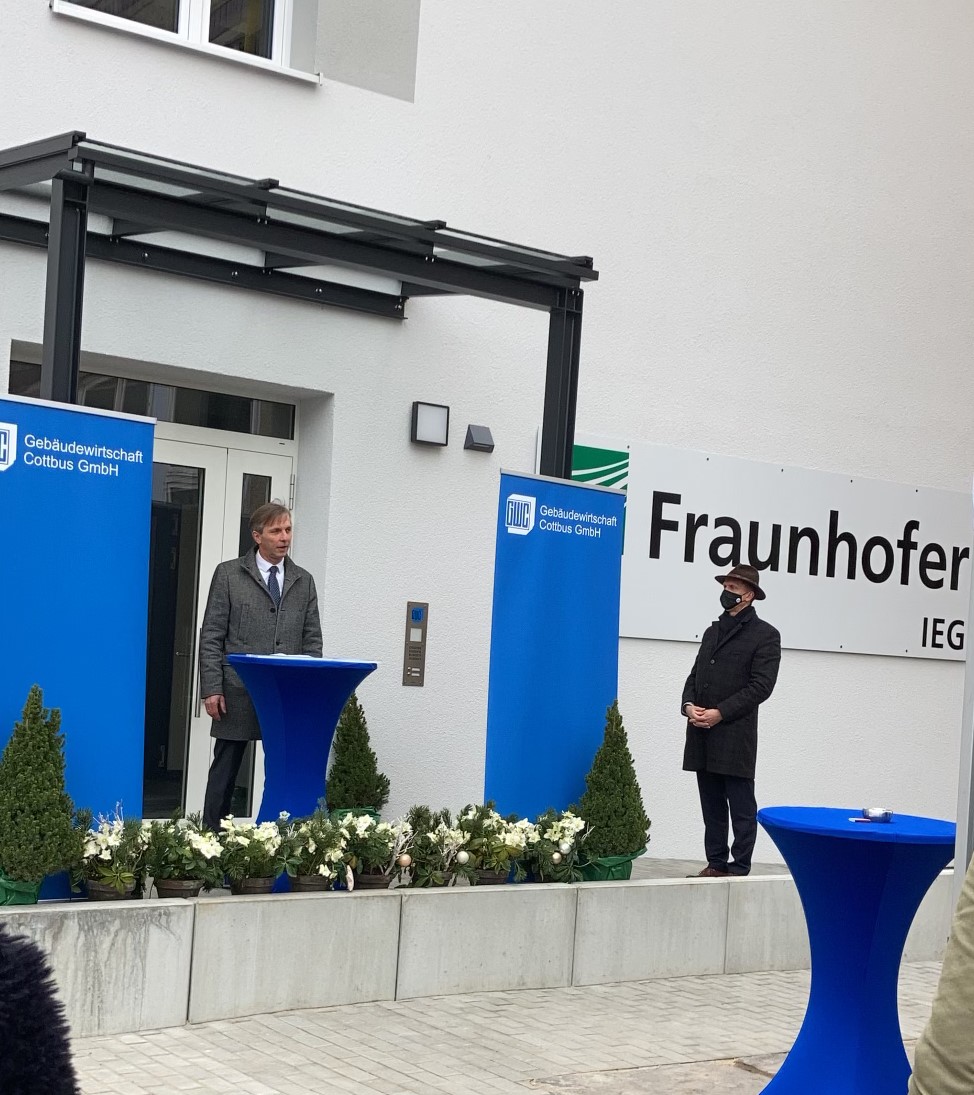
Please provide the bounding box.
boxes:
[691,708,723,729]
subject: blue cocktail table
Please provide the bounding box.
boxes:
[227,654,377,823]
[758,806,954,1095]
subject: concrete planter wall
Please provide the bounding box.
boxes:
[0,870,954,1037]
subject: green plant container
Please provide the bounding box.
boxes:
[579,847,645,883]
[0,870,42,906]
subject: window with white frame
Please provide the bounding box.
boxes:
[53,0,318,74]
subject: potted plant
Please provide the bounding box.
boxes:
[145,814,224,898]
[326,693,390,820]
[524,809,587,883]
[455,803,533,884]
[74,810,150,899]
[0,685,82,905]
[575,701,650,881]
[406,808,476,888]
[286,809,346,891]
[218,815,293,894]
[338,813,401,890]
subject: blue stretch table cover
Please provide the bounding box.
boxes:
[227,655,377,823]
[758,806,955,1095]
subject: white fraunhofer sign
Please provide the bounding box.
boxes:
[575,435,972,661]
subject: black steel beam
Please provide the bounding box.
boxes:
[0,213,407,321]
[0,131,85,192]
[86,182,564,309]
[111,219,161,237]
[539,288,583,479]
[40,177,89,404]
[400,282,452,297]
[264,252,320,270]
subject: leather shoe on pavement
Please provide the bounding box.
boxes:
[687,866,729,877]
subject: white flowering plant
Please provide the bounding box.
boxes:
[145,814,224,888]
[455,803,535,881]
[287,809,346,883]
[408,818,475,887]
[72,808,149,894]
[523,809,587,883]
[218,814,296,882]
[339,812,400,878]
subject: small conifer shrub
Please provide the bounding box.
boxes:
[0,685,81,884]
[326,693,390,813]
[576,700,650,859]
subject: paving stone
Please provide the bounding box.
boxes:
[74,962,942,1095]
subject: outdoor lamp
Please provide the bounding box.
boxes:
[464,425,495,452]
[410,401,450,446]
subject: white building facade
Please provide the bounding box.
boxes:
[2,1,973,862]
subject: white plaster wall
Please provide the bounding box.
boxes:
[2,2,974,855]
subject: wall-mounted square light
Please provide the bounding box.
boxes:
[464,424,495,452]
[410,401,450,446]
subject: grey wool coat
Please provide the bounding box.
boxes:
[681,606,781,780]
[199,550,323,741]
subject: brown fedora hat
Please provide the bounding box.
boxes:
[715,564,766,600]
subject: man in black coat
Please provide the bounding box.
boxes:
[682,564,781,877]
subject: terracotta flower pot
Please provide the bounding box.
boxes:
[352,871,389,890]
[291,874,332,892]
[154,878,204,899]
[229,876,276,895]
[476,868,510,886]
[86,879,136,901]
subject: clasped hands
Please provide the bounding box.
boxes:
[686,704,722,729]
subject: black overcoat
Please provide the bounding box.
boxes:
[681,606,781,780]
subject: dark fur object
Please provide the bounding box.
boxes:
[0,924,80,1094]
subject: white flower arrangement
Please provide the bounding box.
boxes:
[218,815,289,881]
[74,809,149,893]
[145,815,224,887]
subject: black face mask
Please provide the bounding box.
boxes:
[720,589,744,611]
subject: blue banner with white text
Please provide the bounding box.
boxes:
[0,395,153,839]
[484,472,625,819]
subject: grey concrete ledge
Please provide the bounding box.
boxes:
[397,884,577,999]
[573,878,729,985]
[1,868,953,1035]
[0,898,194,1036]
[189,889,402,1022]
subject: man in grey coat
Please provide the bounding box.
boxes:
[682,564,781,877]
[200,502,322,831]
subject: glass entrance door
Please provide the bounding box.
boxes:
[144,438,293,820]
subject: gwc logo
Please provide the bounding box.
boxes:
[0,423,16,472]
[505,493,535,535]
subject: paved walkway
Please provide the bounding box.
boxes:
[72,961,941,1095]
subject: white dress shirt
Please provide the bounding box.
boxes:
[255,552,285,594]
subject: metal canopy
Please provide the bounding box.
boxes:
[0,131,597,476]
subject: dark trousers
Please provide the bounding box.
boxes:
[696,770,757,876]
[203,739,249,832]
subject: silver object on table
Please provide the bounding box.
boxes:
[862,807,893,822]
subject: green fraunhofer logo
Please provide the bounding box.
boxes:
[571,445,628,492]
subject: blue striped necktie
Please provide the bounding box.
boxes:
[268,565,282,607]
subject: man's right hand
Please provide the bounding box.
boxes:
[203,695,226,720]
[685,704,707,723]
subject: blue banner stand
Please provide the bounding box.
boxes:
[0,395,154,894]
[484,471,625,819]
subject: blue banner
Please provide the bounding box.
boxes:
[484,472,625,818]
[0,395,153,830]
